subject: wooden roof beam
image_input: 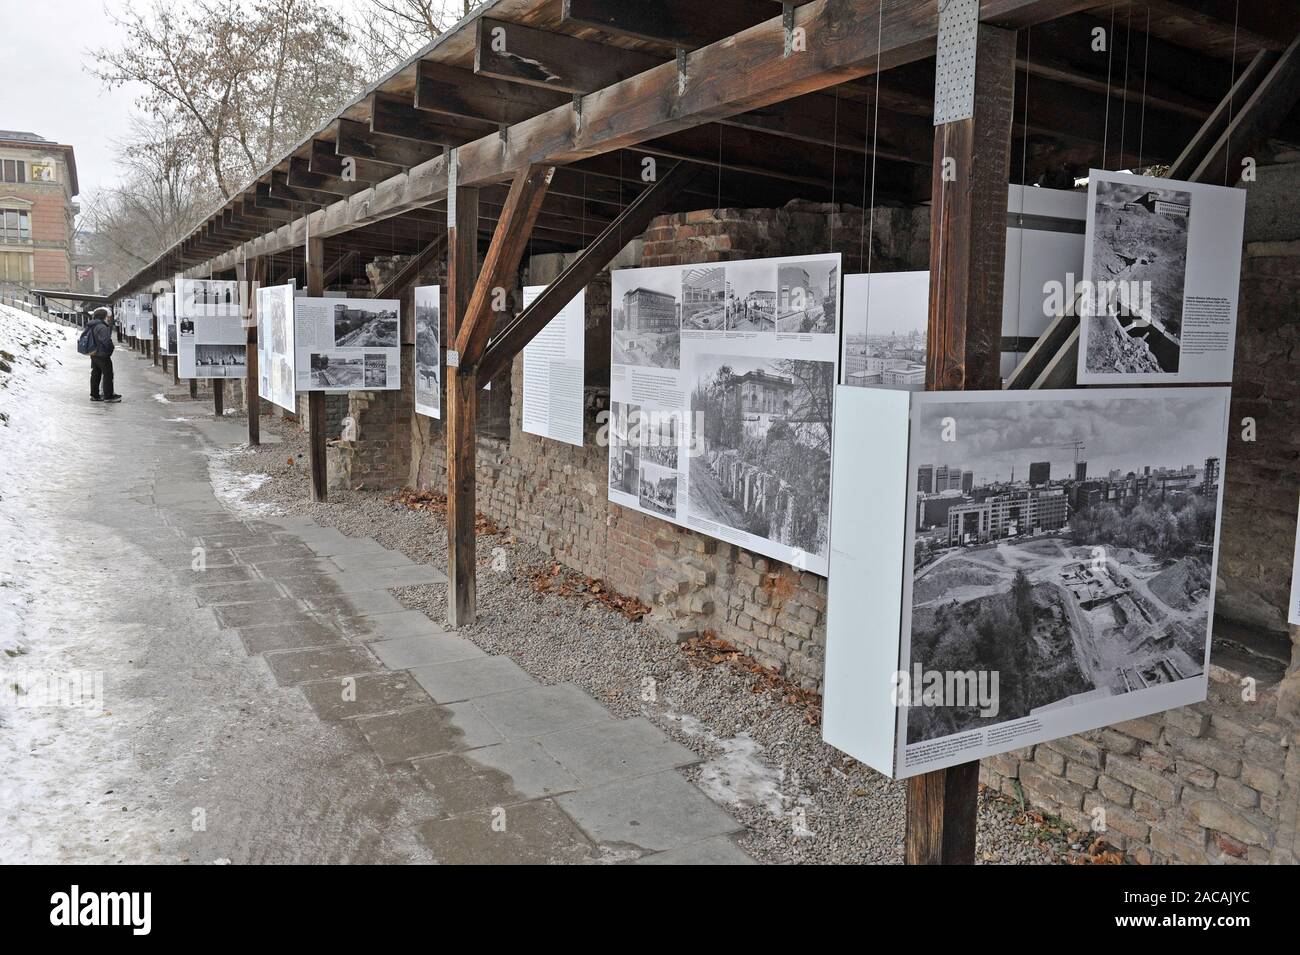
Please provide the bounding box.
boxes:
[415,59,568,125]
[336,117,439,170]
[308,138,394,184]
[473,16,663,94]
[561,0,776,49]
[371,90,482,146]
[287,156,369,197]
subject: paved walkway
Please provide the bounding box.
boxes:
[1,325,752,864]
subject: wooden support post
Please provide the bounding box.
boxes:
[241,257,264,447]
[445,163,553,629]
[909,24,1017,866]
[445,167,480,628]
[306,235,327,502]
[189,378,197,398]
[213,379,225,417]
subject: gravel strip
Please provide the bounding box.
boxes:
[213,412,1126,865]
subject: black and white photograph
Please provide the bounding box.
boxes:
[611,266,680,370]
[681,266,727,330]
[841,272,928,389]
[638,461,679,517]
[608,401,641,496]
[162,322,177,355]
[334,301,399,348]
[904,391,1226,744]
[1084,179,1191,376]
[414,286,440,417]
[776,257,839,335]
[725,259,777,333]
[194,343,246,375]
[363,353,388,387]
[310,352,364,388]
[688,353,834,558]
[179,318,194,336]
[638,407,681,470]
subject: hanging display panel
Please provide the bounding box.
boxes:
[257,283,296,413]
[294,296,401,392]
[176,276,246,379]
[521,285,584,446]
[823,385,1231,779]
[610,252,841,575]
[1077,169,1245,385]
[840,271,929,390]
[413,285,441,419]
[155,290,176,355]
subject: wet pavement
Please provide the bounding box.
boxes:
[0,320,752,864]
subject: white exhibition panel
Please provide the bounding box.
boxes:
[119,297,138,337]
[176,276,246,379]
[823,386,1231,779]
[1078,169,1244,385]
[521,284,584,446]
[609,252,841,576]
[413,285,441,420]
[840,271,929,391]
[823,385,912,777]
[1002,185,1087,378]
[294,296,401,393]
[257,283,296,413]
[155,291,176,355]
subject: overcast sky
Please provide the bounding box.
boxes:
[0,2,139,199]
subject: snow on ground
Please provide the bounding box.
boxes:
[205,447,276,516]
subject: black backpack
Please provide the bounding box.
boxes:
[77,323,98,355]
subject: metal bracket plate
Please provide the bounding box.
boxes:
[934,0,980,126]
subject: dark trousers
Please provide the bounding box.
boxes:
[90,354,115,398]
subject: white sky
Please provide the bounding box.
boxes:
[0,1,139,198]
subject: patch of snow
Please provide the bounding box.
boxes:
[152,393,170,404]
[662,710,787,818]
[205,448,277,516]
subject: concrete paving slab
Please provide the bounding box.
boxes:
[536,717,700,786]
[231,542,317,563]
[302,537,391,558]
[263,645,381,685]
[327,550,417,572]
[237,620,347,654]
[469,683,615,740]
[358,703,503,765]
[634,836,756,865]
[194,579,284,606]
[212,598,309,630]
[301,589,408,617]
[274,575,348,600]
[183,564,257,584]
[417,799,596,865]
[461,740,582,800]
[557,771,742,853]
[369,632,485,669]
[321,565,447,592]
[409,656,539,703]
[243,557,334,579]
[300,671,429,721]
[348,610,444,641]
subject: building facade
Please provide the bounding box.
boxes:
[0,131,78,297]
[623,286,677,333]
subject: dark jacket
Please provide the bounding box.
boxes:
[88,318,114,357]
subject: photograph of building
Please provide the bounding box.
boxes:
[0,130,77,298]
[334,301,399,348]
[775,258,838,334]
[905,391,1226,746]
[841,272,928,390]
[688,353,834,559]
[414,286,440,416]
[612,267,680,370]
[725,258,777,332]
[681,266,727,330]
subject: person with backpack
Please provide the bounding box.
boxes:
[79,307,121,403]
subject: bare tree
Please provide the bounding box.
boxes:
[351,0,477,74]
[89,0,367,199]
[79,115,218,289]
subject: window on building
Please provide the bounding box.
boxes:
[0,251,33,284]
[0,159,27,184]
[0,208,31,242]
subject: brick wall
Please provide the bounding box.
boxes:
[409,200,930,688]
